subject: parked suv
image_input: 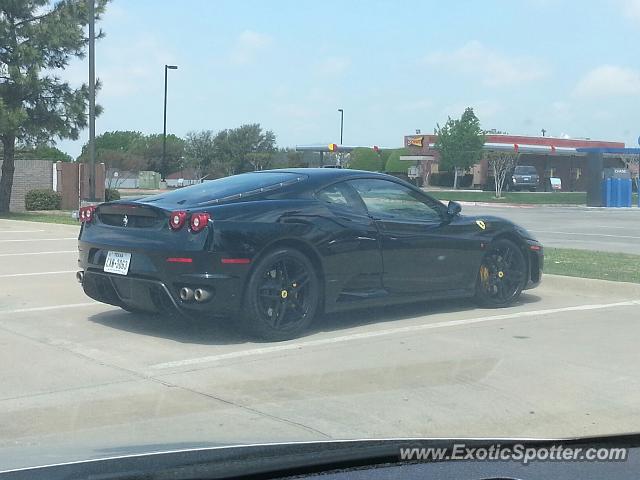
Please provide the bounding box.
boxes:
[509,165,540,191]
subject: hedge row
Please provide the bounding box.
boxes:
[24,189,62,211]
[428,172,474,188]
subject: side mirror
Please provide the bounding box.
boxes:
[447,200,462,217]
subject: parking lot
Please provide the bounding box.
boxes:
[2,216,640,470]
[462,204,640,254]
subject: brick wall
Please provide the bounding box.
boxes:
[0,159,54,212]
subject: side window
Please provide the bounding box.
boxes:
[316,182,366,214]
[349,178,443,222]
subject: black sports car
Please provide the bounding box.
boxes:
[77,169,543,340]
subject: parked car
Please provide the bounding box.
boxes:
[509,165,540,191]
[76,169,543,340]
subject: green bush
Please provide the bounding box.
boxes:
[105,188,121,202]
[429,172,473,188]
[349,147,383,171]
[25,189,62,211]
[379,149,393,167]
[384,148,410,173]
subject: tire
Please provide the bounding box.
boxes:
[242,248,320,341]
[475,239,527,308]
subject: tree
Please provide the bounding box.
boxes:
[77,131,145,188]
[184,130,216,181]
[129,133,185,177]
[86,130,143,154]
[349,147,382,171]
[486,151,517,198]
[18,144,72,162]
[284,148,306,168]
[435,107,485,189]
[212,124,277,175]
[0,0,108,213]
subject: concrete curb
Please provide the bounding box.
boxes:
[457,201,640,210]
[542,273,640,296]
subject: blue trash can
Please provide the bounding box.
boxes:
[602,169,632,207]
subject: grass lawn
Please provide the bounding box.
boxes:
[0,211,78,225]
[429,190,639,206]
[545,247,640,283]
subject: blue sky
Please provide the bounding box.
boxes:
[59,0,640,157]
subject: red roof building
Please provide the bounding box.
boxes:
[402,133,632,191]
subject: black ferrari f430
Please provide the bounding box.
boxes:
[77,169,543,340]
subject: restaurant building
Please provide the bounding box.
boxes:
[402,134,635,191]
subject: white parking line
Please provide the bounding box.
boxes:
[0,230,45,233]
[0,251,76,257]
[0,302,99,315]
[0,270,77,278]
[0,238,76,243]
[532,230,640,240]
[150,300,640,370]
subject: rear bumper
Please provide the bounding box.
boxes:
[78,241,249,317]
[82,270,181,314]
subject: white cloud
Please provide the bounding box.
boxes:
[54,34,176,99]
[230,30,274,65]
[272,102,316,120]
[572,65,640,98]
[314,56,351,77]
[424,40,548,87]
[99,35,177,98]
[441,100,503,122]
[622,0,640,20]
[395,99,433,112]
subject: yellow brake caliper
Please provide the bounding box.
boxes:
[480,265,489,287]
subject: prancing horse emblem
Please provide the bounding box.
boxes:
[122,214,129,227]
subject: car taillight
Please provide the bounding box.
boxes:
[190,212,210,233]
[79,206,96,223]
[169,211,187,230]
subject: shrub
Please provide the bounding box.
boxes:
[429,172,473,188]
[25,189,62,211]
[349,147,383,171]
[459,174,474,188]
[384,148,410,173]
[429,171,454,187]
[105,188,121,202]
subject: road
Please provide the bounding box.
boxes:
[461,204,640,254]
[1,218,640,470]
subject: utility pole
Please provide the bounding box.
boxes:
[541,128,546,137]
[88,0,96,201]
[337,108,344,145]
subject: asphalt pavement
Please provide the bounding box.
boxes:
[461,204,640,254]
[1,218,640,470]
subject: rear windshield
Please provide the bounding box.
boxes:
[140,172,305,205]
[514,166,537,174]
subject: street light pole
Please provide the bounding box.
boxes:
[162,64,178,181]
[337,108,344,145]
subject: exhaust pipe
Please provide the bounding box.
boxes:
[76,271,84,284]
[179,287,194,301]
[194,288,211,303]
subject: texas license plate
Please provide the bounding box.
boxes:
[523,176,530,181]
[104,251,131,275]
